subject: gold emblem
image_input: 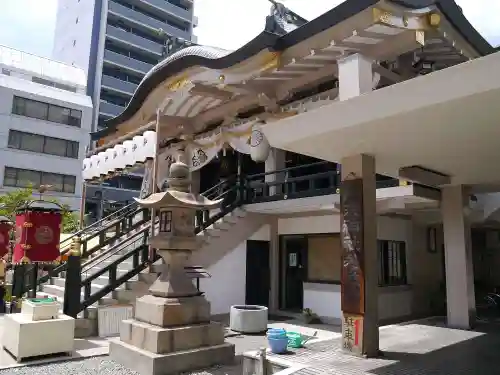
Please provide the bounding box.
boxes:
[35,226,54,245]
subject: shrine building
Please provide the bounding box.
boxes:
[83,0,500,356]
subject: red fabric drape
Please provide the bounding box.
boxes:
[0,222,12,258]
[14,211,62,263]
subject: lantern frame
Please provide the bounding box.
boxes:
[14,200,66,264]
[159,210,172,233]
[122,140,136,169]
[143,131,156,161]
[89,155,100,181]
[113,145,126,174]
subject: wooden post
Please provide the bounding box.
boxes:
[63,254,82,318]
[79,182,87,230]
[149,109,161,268]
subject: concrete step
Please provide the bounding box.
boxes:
[204,228,222,238]
[232,207,247,218]
[42,282,123,300]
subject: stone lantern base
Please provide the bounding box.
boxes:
[109,294,235,375]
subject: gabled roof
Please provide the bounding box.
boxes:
[93,0,493,144]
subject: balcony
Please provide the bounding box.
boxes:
[99,100,126,117]
[103,49,153,74]
[136,0,192,23]
[106,25,163,56]
[101,74,138,96]
[108,1,190,40]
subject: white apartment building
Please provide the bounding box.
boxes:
[0,45,93,210]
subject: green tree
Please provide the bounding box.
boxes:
[0,185,80,233]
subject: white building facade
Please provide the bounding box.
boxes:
[0,45,93,210]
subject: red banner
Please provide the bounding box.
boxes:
[14,210,62,263]
[0,222,12,258]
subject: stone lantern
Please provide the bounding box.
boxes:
[109,154,235,375]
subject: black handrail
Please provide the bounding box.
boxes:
[61,201,138,247]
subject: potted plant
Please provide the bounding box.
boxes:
[302,308,321,324]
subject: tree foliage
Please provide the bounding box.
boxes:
[0,185,80,233]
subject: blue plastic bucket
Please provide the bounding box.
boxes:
[267,336,288,354]
[267,328,287,339]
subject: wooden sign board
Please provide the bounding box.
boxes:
[342,313,364,356]
[340,178,365,315]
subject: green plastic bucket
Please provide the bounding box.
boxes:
[286,332,303,348]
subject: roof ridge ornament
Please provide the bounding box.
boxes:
[265,0,308,36]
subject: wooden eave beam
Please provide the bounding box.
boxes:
[372,63,403,83]
[276,62,338,100]
[189,83,235,101]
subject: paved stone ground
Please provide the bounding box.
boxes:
[3,318,500,374]
[0,357,243,375]
[267,318,500,375]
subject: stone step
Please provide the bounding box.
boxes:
[42,282,123,301]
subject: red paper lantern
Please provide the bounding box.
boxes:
[14,202,62,264]
[0,216,13,259]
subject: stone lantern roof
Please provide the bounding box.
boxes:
[134,158,222,210]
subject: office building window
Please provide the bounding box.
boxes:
[378,240,408,286]
[12,96,81,127]
[8,130,79,159]
[4,167,76,194]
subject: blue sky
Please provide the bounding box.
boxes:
[0,0,498,59]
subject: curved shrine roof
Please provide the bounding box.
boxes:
[92,0,493,147]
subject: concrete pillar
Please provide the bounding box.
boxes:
[265,148,286,196]
[338,53,373,101]
[340,154,378,357]
[441,185,476,329]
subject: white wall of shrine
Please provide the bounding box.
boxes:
[200,214,444,322]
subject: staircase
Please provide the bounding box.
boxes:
[11,175,265,335]
[193,207,268,267]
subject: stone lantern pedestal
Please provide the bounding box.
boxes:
[109,158,235,375]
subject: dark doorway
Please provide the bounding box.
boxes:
[280,236,307,311]
[245,240,270,306]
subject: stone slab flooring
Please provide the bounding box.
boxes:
[2,317,500,374]
[266,317,500,375]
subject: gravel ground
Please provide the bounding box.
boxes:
[0,357,243,375]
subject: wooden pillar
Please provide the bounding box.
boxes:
[79,182,87,229]
[340,154,378,357]
[149,110,161,266]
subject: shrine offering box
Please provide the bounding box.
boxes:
[21,298,60,321]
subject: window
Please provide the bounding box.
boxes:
[73,40,76,46]
[8,130,79,159]
[12,96,82,127]
[306,235,341,283]
[3,167,76,193]
[378,240,407,286]
[1,68,10,76]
